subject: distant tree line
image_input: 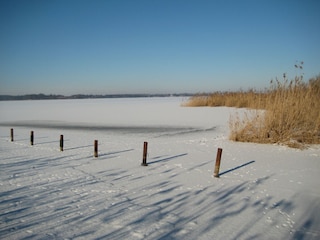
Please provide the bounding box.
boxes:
[0,93,193,101]
[0,94,65,101]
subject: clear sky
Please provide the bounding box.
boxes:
[0,0,319,95]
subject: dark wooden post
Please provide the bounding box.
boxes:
[214,148,223,177]
[10,128,14,142]
[141,141,148,166]
[30,131,34,146]
[60,135,64,151]
[94,140,98,157]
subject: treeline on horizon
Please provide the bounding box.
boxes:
[0,93,193,101]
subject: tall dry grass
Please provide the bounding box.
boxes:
[185,74,320,148]
[184,89,268,109]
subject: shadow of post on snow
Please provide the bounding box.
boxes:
[148,153,188,165]
[219,160,255,176]
[99,149,134,158]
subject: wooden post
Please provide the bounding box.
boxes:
[10,128,14,142]
[94,140,98,158]
[60,135,64,151]
[214,148,223,177]
[141,141,148,166]
[30,131,34,146]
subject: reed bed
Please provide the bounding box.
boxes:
[184,90,268,109]
[185,75,320,148]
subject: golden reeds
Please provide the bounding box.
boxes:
[185,73,320,148]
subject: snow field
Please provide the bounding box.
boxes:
[0,97,320,239]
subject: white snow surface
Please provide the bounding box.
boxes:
[0,97,319,240]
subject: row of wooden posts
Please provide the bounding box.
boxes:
[9,128,223,177]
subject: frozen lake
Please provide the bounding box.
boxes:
[0,97,320,239]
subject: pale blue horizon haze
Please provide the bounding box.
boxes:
[0,0,319,95]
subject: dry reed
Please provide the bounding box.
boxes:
[185,73,320,148]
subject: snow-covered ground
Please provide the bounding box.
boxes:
[0,97,319,239]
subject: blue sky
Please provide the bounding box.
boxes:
[0,0,319,95]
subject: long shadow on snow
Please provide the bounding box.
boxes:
[35,139,70,145]
[98,179,260,239]
[0,144,140,238]
[64,144,92,151]
[219,160,255,176]
[292,198,320,240]
[98,172,305,240]
[99,149,134,157]
[148,153,188,165]
[1,149,315,239]
[0,163,121,238]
